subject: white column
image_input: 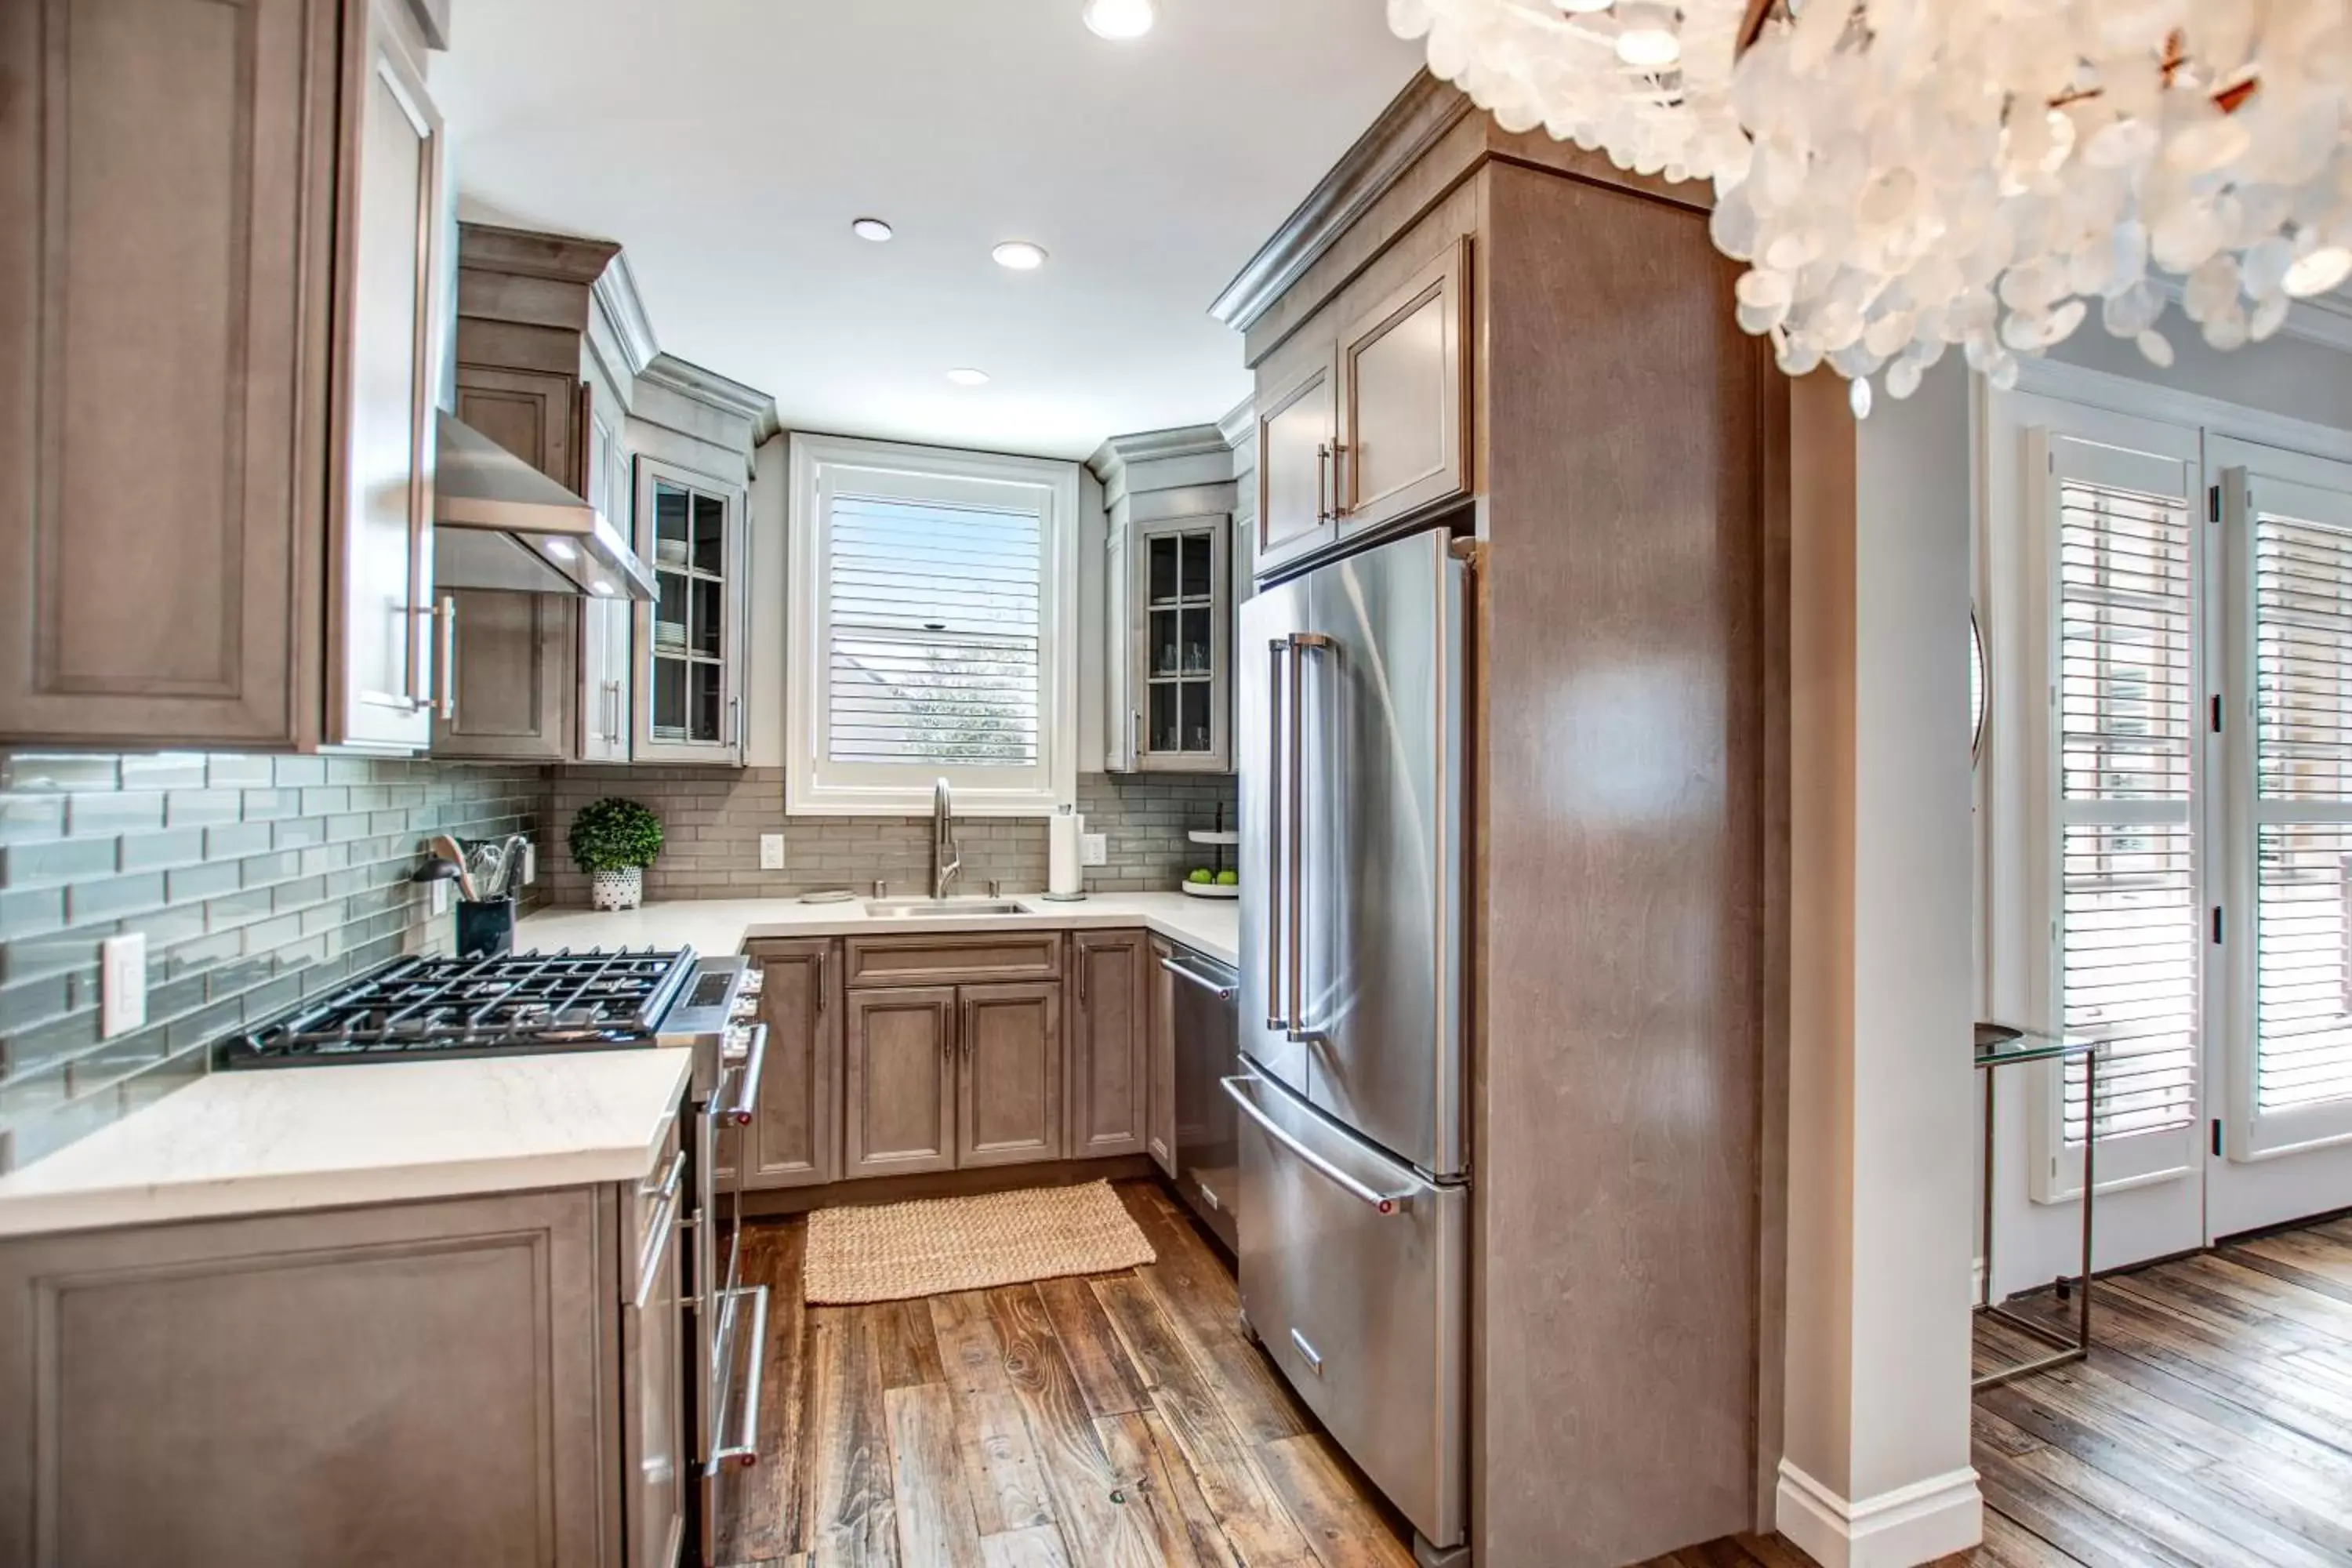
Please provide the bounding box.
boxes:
[1778,362,1982,1568]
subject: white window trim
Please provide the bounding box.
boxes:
[785,433,1080,817]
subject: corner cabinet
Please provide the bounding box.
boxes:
[1108,516,1232,771]
[633,456,746,764]
[0,0,444,753]
[1248,233,1471,580]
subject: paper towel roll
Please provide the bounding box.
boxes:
[1048,812,1083,897]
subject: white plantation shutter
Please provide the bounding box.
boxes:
[2232,464,2352,1151]
[2039,433,2204,1195]
[826,495,1043,767]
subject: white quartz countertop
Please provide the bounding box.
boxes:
[515,890,1242,969]
[0,1048,691,1239]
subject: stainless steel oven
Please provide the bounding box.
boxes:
[684,960,767,1568]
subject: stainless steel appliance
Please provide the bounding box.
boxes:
[1235,527,1470,1560]
[215,944,764,1568]
[1160,946,1241,1252]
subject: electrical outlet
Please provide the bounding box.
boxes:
[101,933,147,1039]
[1080,832,1108,868]
[759,833,786,870]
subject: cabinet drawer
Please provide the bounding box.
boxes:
[843,932,1062,988]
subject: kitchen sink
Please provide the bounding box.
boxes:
[862,898,1029,919]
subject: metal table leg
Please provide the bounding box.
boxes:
[1973,1046,2096,1392]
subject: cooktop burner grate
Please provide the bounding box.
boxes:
[217,946,700,1067]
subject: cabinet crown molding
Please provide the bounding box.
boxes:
[589,249,661,379]
[1087,423,1233,488]
[1207,71,1471,334]
[456,221,622,287]
[637,354,782,444]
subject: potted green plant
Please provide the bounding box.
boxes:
[569,797,663,912]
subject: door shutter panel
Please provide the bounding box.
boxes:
[2039,433,2203,1196]
[2238,466,2352,1150]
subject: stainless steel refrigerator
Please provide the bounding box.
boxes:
[1232,527,1469,1560]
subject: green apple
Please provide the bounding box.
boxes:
[1216,869,1240,886]
[1187,868,1213,884]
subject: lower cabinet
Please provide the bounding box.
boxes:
[844,985,960,1178]
[1148,935,1180,1178]
[742,938,840,1189]
[1069,930,1152,1159]
[0,1177,665,1568]
[960,982,1064,1167]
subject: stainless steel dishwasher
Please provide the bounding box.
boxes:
[1159,946,1240,1251]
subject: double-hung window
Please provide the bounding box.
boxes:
[786,434,1080,815]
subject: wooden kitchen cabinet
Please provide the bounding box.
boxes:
[1069,929,1152,1160]
[0,1185,627,1567]
[633,456,746,764]
[1111,515,1232,771]
[844,986,959,1178]
[433,588,579,760]
[0,0,443,752]
[742,938,840,1189]
[455,365,579,491]
[578,407,634,761]
[1148,935,1179,1178]
[1251,333,1341,578]
[1336,236,1470,533]
[959,982,1064,1167]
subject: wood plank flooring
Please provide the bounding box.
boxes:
[722,1184,2352,1568]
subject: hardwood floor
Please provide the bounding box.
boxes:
[722,1184,2352,1568]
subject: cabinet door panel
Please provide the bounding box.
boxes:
[633,456,744,764]
[0,0,336,747]
[454,365,575,490]
[331,12,441,752]
[1070,931,1149,1160]
[959,982,1063,1167]
[434,588,576,759]
[844,987,956,1178]
[1253,340,1338,578]
[745,938,840,1189]
[1338,238,1468,532]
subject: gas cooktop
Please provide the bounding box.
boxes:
[216,947,700,1068]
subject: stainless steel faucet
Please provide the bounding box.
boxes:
[931,778,961,901]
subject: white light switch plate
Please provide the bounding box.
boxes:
[1080,832,1108,867]
[759,833,786,869]
[521,841,536,885]
[431,877,451,915]
[101,933,147,1039]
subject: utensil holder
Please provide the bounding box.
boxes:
[456,895,517,959]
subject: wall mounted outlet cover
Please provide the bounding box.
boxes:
[1080,832,1109,867]
[101,933,148,1039]
[521,841,536,885]
[759,833,786,869]
[431,877,451,915]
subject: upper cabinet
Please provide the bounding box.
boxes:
[0,0,443,752]
[1248,232,1472,582]
[579,404,634,763]
[1124,517,1230,770]
[634,456,746,764]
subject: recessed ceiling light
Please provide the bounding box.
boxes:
[543,538,578,563]
[946,368,991,387]
[1082,0,1155,39]
[992,240,1048,271]
[851,217,895,242]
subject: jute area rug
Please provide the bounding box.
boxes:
[802,1180,1156,1305]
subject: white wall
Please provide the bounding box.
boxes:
[2050,314,2352,434]
[1781,364,1980,1568]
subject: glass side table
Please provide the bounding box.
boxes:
[1974,1023,2104,1391]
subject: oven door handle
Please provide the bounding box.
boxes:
[706,1283,769,1472]
[632,1149,688,1311]
[719,1024,767,1126]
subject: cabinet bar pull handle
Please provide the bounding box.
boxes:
[814,949,826,1016]
[1330,441,1349,517]
[1314,442,1331,523]
[437,596,458,720]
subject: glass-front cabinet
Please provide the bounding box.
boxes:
[633,455,746,763]
[1109,514,1230,771]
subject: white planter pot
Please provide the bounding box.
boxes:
[592,866,644,912]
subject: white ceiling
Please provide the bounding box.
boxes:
[432,1,1425,460]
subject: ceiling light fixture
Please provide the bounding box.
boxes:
[992,240,1048,271]
[946,368,991,387]
[1612,2,1681,67]
[1082,0,1156,40]
[851,217,895,242]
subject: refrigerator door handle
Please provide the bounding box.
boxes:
[1265,636,1290,1033]
[1286,633,1332,1044]
[1222,1073,1413,1214]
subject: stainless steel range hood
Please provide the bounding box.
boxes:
[433,412,655,601]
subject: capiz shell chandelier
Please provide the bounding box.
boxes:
[1390,0,2352,415]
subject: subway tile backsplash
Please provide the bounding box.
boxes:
[0,752,1235,1174]
[0,753,545,1174]
[545,768,1237,904]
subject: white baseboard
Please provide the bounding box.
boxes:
[1775,1459,1983,1568]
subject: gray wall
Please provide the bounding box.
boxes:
[543,768,1236,905]
[0,755,546,1173]
[2050,315,2352,434]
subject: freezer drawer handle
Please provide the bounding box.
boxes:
[1159,953,1236,1000]
[1221,1075,1414,1215]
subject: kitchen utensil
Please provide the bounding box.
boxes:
[409,857,464,888]
[429,834,477,899]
